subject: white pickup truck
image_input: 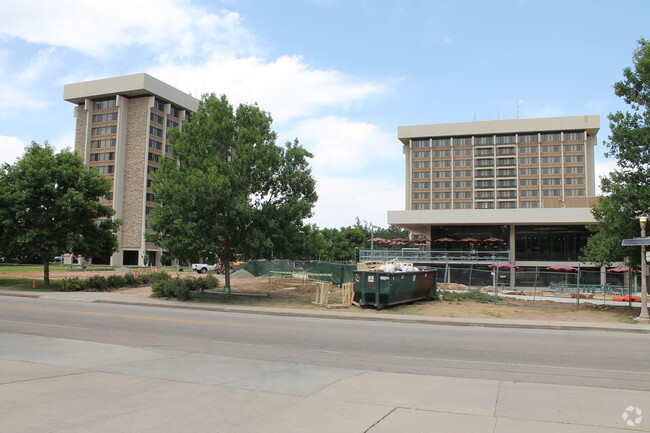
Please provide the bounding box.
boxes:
[191,263,217,274]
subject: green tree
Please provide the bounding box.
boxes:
[581,39,650,268]
[148,94,317,290]
[0,142,120,286]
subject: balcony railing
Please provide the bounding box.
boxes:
[359,249,510,264]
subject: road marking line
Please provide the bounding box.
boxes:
[0,305,247,327]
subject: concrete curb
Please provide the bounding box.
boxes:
[2,289,648,334]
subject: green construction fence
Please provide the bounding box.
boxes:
[244,260,355,286]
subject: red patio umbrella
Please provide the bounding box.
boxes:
[607,266,637,273]
[546,265,578,271]
[412,238,431,243]
[367,237,386,243]
[483,237,505,242]
[459,237,480,242]
[434,237,456,242]
[390,238,409,242]
[489,262,518,269]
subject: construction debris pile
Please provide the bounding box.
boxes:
[356,258,421,273]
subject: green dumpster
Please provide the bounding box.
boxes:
[353,269,437,309]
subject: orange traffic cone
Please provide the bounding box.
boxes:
[32,281,37,288]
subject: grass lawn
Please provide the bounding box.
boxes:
[0,277,61,291]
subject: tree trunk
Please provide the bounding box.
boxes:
[224,263,231,294]
[42,256,50,287]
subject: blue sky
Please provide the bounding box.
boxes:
[0,0,647,229]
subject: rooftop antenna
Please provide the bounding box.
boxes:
[516,100,520,119]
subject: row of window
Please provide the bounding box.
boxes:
[91,152,114,162]
[411,132,586,148]
[413,154,585,169]
[93,112,118,123]
[412,190,586,209]
[414,177,584,189]
[415,143,585,157]
[414,166,585,179]
[91,139,116,149]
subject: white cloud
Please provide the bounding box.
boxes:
[0,135,28,165]
[151,55,385,123]
[285,116,399,173]
[0,0,254,59]
[594,157,618,194]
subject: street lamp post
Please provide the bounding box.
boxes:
[639,216,649,324]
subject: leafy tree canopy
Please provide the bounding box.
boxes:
[581,39,650,267]
[148,94,317,288]
[0,142,120,285]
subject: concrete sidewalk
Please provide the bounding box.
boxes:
[1,289,649,334]
[1,333,648,433]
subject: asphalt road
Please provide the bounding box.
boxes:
[1,295,648,390]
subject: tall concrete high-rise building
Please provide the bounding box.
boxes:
[64,73,199,266]
[385,115,609,286]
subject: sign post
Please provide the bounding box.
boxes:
[623,220,649,324]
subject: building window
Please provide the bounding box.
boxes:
[498,201,517,209]
[476,180,494,188]
[147,166,157,174]
[169,105,180,118]
[496,147,516,156]
[498,190,517,199]
[95,165,114,174]
[433,191,451,199]
[541,145,561,153]
[432,138,451,147]
[541,133,561,142]
[146,193,155,202]
[564,131,585,141]
[541,167,562,175]
[413,151,430,158]
[454,159,472,167]
[454,170,472,177]
[433,160,451,167]
[520,189,539,197]
[413,182,430,189]
[165,144,172,154]
[93,112,118,122]
[520,178,539,186]
[91,139,116,148]
[497,179,517,188]
[432,171,451,178]
[542,178,562,186]
[541,156,561,164]
[91,152,115,162]
[454,180,473,188]
[496,158,516,166]
[497,168,516,177]
[565,155,585,163]
[92,126,117,135]
[94,98,116,109]
[150,113,164,124]
[519,168,539,176]
[453,148,472,156]
[413,161,430,168]
[565,188,586,196]
[475,136,494,145]
[454,191,472,198]
[475,158,494,167]
[413,171,430,179]
[496,135,516,145]
[149,139,162,150]
[412,139,430,148]
[150,126,163,137]
[519,145,538,154]
[475,169,494,178]
[413,203,430,210]
[519,201,539,208]
[475,201,495,209]
[476,191,494,199]
[432,181,451,188]
[432,202,451,209]
[565,177,585,185]
[454,137,472,146]
[454,202,473,209]
[154,98,165,111]
[565,166,584,174]
[518,134,538,143]
[475,148,493,156]
[148,152,161,163]
[413,192,430,200]
[432,150,451,157]
[519,157,538,165]
[564,144,584,152]
[542,189,562,196]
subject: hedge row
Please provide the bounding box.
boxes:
[151,275,219,301]
[60,271,172,292]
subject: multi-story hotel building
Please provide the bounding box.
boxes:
[64,73,199,266]
[386,115,607,286]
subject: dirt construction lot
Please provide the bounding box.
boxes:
[4,269,639,324]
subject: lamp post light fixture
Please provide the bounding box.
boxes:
[639,215,649,325]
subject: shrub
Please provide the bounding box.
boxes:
[151,280,174,298]
[123,273,138,286]
[149,271,171,283]
[85,275,108,291]
[60,277,83,292]
[441,290,500,303]
[106,275,125,288]
[151,278,191,301]
[199,274,219,290]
